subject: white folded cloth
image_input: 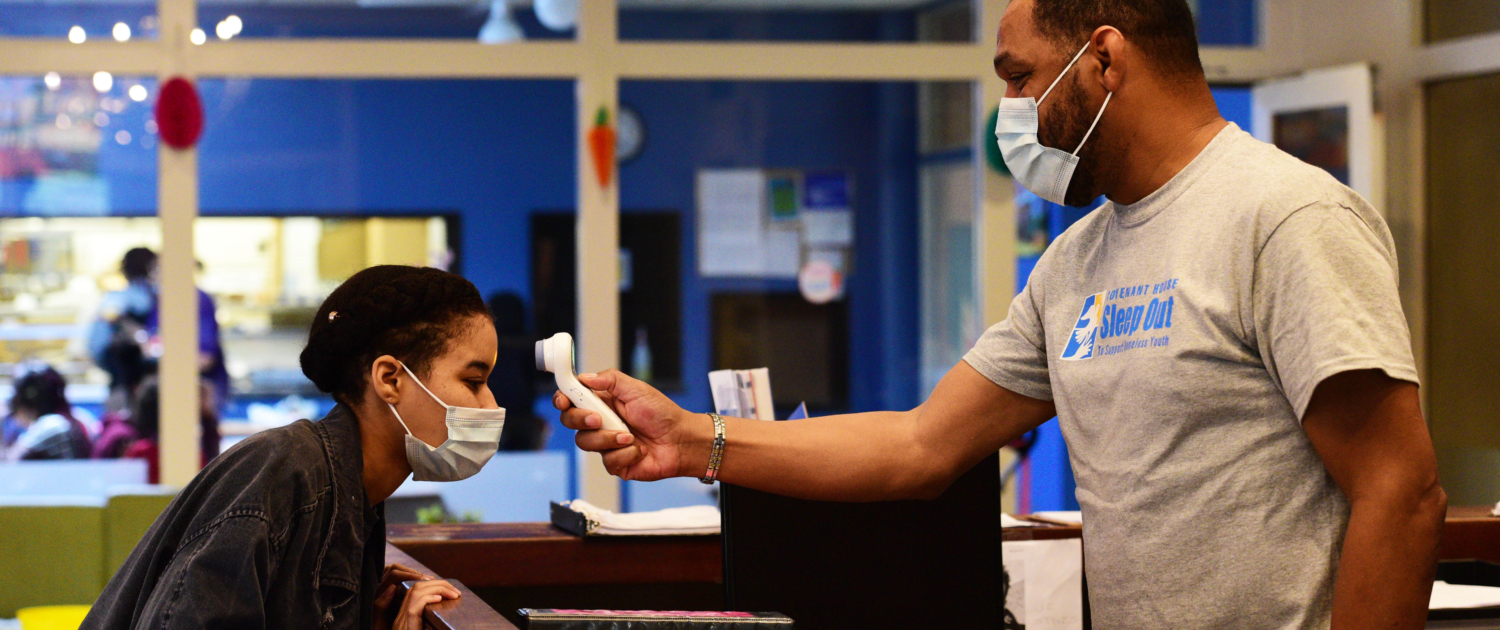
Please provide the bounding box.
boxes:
[565,499,720,536]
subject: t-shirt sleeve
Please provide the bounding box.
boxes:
[963,282,1053,401]
[1252,201,1419,419]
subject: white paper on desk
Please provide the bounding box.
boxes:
[1031,510,1083,525]
[698,169,768,277]
[566,499,721,536]
[1002,539,1083,630]
[1431,581,1500,609]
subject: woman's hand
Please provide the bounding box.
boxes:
[554,369,708,482]
[372,564,457,630]
[389,579,461,630]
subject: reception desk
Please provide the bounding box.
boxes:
[387,507,1498,628]
[388,522,723,627]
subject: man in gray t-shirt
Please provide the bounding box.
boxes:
[966,121,1421,628]
[558,1,1447,628]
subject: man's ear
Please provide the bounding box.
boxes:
[369,355,403,405]
[1090,25,1127,93]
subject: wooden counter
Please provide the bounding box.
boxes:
[1440,505,1500,564]
[387,522,723,589]
[386,506,1499,627]
[385,543,518,630]
[388,522,726,625]
[391,506,1498,585]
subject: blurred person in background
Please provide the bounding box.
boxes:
[86,248,229,446]
[98,375,223,482]
[88,247,157,402]
[488,291,545,451]
[194,259,231,408]
[120,376,160,482]
[5,364,92,460]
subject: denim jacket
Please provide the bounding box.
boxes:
[84,405,386,630]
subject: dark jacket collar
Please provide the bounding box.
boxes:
[312,404,376,591]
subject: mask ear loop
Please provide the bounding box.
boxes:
[1038,41,1092,107]
[398,362,453,410]
[389,404,416,436]
[1073,91,1113,156]
[389,361,445,438]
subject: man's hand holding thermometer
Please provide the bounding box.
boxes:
[537,333,629,432]
[539,333,705,481]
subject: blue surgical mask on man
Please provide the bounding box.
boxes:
[995,41,1112,205]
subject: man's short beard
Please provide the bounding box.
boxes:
[1038,72,1103,208]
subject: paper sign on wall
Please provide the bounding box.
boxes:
[764,228,801,278]
[802,211,852,247]
[802,171,853,247]
[698,169,768,277]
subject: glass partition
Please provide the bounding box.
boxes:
[0,74,161,464]
[0,6,158,40]
[620,0,973,43]
[198,0,574,41]
[194,77,576,520]
[0,75,158,217]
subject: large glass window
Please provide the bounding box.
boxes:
[0,75,162,474]
[194,77,575,521]
[619,0,973,43]
[0,7,157,40]
[198,1,574,41]
[0,75,157,217]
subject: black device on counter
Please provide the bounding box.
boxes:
[720,452,1004,630]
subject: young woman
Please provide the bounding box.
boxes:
[84,265,508,630]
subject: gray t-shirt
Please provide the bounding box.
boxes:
[964,123,1418,629]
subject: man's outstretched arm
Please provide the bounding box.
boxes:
[561,360,1056,502]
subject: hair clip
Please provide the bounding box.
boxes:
[328,311,339,322]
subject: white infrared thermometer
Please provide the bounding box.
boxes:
[537,332,629,432]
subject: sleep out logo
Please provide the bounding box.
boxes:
[1059,293,1103,361]
[1061,279,1179,361]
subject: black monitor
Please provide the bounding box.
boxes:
[720,452,1003,629]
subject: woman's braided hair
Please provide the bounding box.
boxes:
[300,265,490,403]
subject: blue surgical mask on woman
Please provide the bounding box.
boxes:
[995,41,1112,205]
[388,362,505,482]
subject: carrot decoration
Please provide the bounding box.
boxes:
[589,106,616,189]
